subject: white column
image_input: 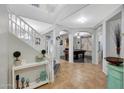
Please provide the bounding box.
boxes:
[102,21,108,75]
[51,29,57,82]
[51,27,60,82]
[121,5,124,87]
[92,31,97,64]
[69,33,74,63]
[95,31,99,64]
[95,27,103,65]
[53,28,60,63]
[121,5,124,58]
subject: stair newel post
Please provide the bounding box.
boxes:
[28,26,30,41]
[15,15,17,36]
[19,18,21,38]
[32,30,34,47]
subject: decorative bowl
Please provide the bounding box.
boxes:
[105,57,123,66]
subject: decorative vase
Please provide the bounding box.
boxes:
[26,78,30,87]
[116,47,121,57]
[21,77,25,89]
[16,75,20,89]
[40,70,47,81]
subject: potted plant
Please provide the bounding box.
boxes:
[41,50,46,57]
[105,24,123,66]
[13,51,22,66]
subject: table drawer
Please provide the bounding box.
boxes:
[108,68,123,80]
[107,75,123,89]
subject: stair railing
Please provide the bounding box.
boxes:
[8,10,43,51]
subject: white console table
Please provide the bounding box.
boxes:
[12,60,50,89]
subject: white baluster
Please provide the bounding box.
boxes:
[8,10,45,52]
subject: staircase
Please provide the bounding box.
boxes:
[8,10,45,52]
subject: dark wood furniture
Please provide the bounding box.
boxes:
[63,48,86,60]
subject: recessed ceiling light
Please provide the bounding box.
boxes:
[59,31,67,35]
[77,17,87,23]
[75,32,90,38]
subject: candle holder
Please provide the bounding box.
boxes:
[26,78,30,87]
[21,77,25,89]
[16,75,20,89]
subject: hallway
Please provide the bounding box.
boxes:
[61,54,92,63]
[39,60,107,89]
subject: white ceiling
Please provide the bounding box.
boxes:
[34,4,64,15]
[21,17,52,34]
[59,4,121,28]
[8,4,64,24]
[8,4,121,31]
[7,4,87,24]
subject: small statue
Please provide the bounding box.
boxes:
[16,75,20,89]
[21,77,25,89]
[26,78,30,87]
[13,51,22,66]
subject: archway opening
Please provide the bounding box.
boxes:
[59,31,69,60]
[73,32,92,63]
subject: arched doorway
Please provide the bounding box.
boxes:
[59,31,69,60]
[73,32,92,63]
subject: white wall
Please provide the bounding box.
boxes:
[96,26,103,64]
[108,19,121,57]
[102,6,123,74]
[0,5,9,89]
[8,33,39,88]
[34,35,46,51]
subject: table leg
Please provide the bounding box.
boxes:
[82,52,85,61]
[75,54,78,59]
[65,54,68,60]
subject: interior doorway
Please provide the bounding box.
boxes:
[96,27,103,68]
[59,31,69,60]
[59,31,92,63]
[73,32,92,63]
